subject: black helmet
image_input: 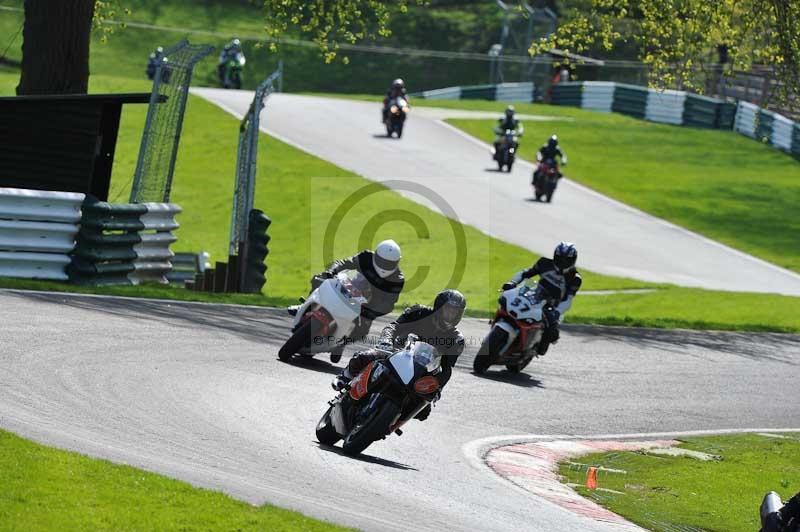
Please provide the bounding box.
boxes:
[505,105,515,118]
[548,134,558,148]
[433,289,466,329]
[392,78,405,89]
[553,241,577,273]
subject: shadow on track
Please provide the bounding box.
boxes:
[565,324,800,365]
[371,133,397,140]
[470,370,544,389]
[284,356,345,375]
[315,443,418,471]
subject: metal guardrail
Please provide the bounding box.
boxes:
[551,82,800,157]
[69,198,181,285]
[0,188,84,280]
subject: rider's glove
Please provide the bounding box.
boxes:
[375,341,394,354]
[502,281,517,291]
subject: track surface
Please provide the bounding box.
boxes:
[2,291,799,530]
[192,89,800,296]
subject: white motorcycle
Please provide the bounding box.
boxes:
[473,281,560,374]
[279,270,371,363]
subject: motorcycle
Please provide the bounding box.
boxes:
[316,337,442,456]
[279,270,371,364]
[492,129,519,172]
[473,281,560,375]
[219,52,245,89]
[385,96,409,138]
[533,158,561,202]
[761,491,798,532]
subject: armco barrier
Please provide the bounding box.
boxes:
[0,188,83,280]
[581,82,615,112]
[646,89,686,125]
[416,82,536,102]
[68,198,180,285]
[734,101,759,138]
[494,82,535,103]
[771,114,794,152]
[612,83,648,119]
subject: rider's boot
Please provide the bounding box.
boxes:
[329,344,345,363]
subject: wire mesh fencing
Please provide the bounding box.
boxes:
[130,39,213,203]
[228,62,284,259]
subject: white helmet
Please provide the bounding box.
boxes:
[373,239,401,278]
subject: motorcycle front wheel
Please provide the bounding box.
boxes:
[473,326,509,374]
[342,400,400,456]
[278,317,323,362]
[316,404,341,445]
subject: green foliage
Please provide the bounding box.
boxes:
[558,433,800,532]
[530,0,800,108]
[261,0,426,63]
[0,429,353,531]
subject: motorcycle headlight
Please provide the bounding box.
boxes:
[390,105,399,114]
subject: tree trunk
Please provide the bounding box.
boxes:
[16,0,95,95]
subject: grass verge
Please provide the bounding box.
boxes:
[558,433,800,532]
[0,429,351,531]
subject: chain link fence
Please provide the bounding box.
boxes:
[130,39,213,203]
[228,62,283,259]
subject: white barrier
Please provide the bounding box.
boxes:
[0,188,84,281]
[735,101,759,138]
[420,86,462,100]
[771,114,794,152]
[495,82,535,102]
[581,82,615,112]
[129,203,181,284]
[645,89,687,125]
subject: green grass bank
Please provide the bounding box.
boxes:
[0,429,351,531]
[558,433,800,532]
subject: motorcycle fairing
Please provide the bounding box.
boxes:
[388,350,416,384]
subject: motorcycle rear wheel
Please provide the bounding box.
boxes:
[278,317,322,362]
[316,404,341,445]
[342,400,400,456]
[473,326,509,374]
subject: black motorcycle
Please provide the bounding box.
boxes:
[532,157,561,202]
[316,337,442,456]
[385,97,409,138]
[493,129,518,172]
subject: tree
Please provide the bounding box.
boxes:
[529,0,799,108]
[261,0,426,63]
[15,0,424,95]
[15,0,125,95]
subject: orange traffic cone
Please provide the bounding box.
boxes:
[585,467,598,489]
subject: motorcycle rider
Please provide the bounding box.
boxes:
[533,134,567,184]
[763,491,800,532]
[501,241,581,356]
[333,289,467,421]
[383,78,409,123]
[288,240,405,357]
[146,46,165,80]
[493,105,524,154]
[217,38,244,85]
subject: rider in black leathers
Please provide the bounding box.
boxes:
[383,78,409,122]
[333,289,467,420]
[501,242,581,356]
[533,134,567,183]
[493,105,524,153]
[763,492,800,532]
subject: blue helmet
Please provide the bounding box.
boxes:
[553,241,577,272]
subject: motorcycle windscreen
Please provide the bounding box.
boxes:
[389,350,415,384]
[410,341,441,372]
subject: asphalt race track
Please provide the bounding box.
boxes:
[192,89,800,296]
[2,291,799,531]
